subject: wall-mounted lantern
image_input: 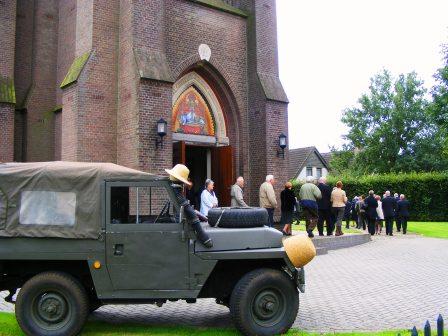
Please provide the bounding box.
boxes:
[276,133,287,159]
[155,118,167,149]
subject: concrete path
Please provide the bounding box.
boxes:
[1,234,447,332]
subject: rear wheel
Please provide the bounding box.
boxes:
[15,271,89,336]
[229,268,299,336]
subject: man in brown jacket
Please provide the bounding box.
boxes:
[259,175,277,227]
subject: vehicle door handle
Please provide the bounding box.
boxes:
[114,244,124,256]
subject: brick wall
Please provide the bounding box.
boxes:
[53,110,62,160]
[24,0,59,162]
[0,0,17,162]
[56,0,76,106]
[138,80,173,175]
[61,84,78,160]
[116,0,141,170]
[61,0,118,162]
[13,110,26,162]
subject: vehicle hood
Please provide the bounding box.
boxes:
[194,224,283,252]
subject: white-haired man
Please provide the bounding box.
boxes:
[299,176,322,238]
[231,176,249,207]
[259,175,277,227]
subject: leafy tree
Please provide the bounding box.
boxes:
[429,43,448,154]
[339,69,447,174]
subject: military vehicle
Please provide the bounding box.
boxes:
[0,162,315,336]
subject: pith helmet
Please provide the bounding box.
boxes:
[165,164,192,186]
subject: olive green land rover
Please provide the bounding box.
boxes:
[0,162,313,336]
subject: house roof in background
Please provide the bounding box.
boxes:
[288,146,330,179]
[320,152,332,165]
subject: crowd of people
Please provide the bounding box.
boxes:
[185,173,410,238]
[298,176,411,237]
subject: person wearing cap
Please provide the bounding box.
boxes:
[200,179,218,216]
[165,164,213,248]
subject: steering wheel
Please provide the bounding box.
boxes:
[153,200,170,223]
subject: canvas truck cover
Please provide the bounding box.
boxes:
[0,161,158,239]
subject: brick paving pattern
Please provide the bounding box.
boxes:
[1,234,447,332]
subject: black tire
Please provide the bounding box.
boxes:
[229,268,299,336]
[208,207,268,228]
[15,271,89,336]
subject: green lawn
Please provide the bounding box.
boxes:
[292,220,448,239]
[0,312,411,336]
[407,222,448,239]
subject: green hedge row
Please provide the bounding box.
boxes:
[291,172,448,221]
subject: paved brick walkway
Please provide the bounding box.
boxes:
[1,234,447,332]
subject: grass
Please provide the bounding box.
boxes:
[0,311,412,335]
[407,221,448,239]
[292,220,448,239]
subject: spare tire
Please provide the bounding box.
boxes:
[208,207,268,228]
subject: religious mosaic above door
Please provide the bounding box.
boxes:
[172,86,215,136]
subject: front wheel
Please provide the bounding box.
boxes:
[229,268,299,336]
[15,271,89,336]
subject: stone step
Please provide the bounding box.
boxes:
[291,231,371,253]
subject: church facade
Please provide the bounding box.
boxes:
[0,0,289,206]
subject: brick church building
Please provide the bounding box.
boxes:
[0,0,289,206]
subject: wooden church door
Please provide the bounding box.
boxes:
[211,146,233,207]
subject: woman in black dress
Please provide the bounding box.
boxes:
[281,182,297,236]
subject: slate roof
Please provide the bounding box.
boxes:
[321,152,332,165]
[288,146,330,179]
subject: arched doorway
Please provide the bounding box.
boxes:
[172,71,233,207]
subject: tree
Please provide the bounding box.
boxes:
[429,43,448,154]
[339,69,448,174]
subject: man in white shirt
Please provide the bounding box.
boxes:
[200,179,218,216]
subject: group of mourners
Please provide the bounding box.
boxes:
[296,176,411,237]
[176,163,410,242]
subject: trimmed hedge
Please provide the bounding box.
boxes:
[292,172,448,221]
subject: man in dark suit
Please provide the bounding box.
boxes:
[317,177,333,236]
[364,190,378,235]
[397,194,410,234]
[382,190,397,236]
[394,193,401,232]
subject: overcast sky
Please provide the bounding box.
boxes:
[276,0,448,153]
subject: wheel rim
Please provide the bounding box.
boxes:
[31,291,71,330]
[251,288,286,327]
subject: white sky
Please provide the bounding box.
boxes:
[276,0,448,152]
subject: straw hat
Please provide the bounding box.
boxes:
[165,164,192,186]
[283,235,316,267]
